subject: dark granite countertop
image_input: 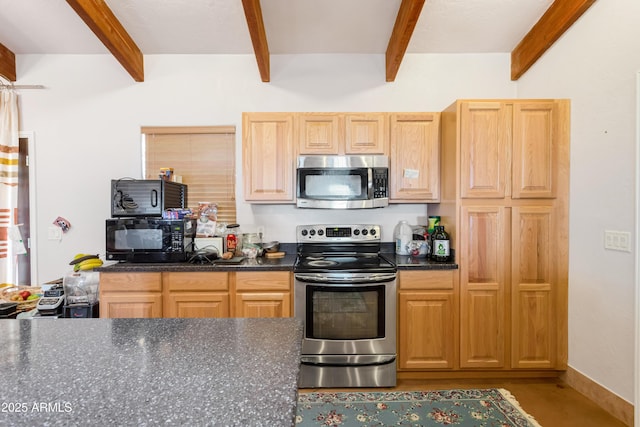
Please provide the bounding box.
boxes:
[381,253,458,270]
[0,318,303,427]
[97,252,298,273]
[97,252,457,273]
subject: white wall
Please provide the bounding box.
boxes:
[517,0,638,404]
[16,52,514,283]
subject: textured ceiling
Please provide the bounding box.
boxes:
[0,0,554,55]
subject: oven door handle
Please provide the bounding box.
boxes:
[294,273,397,284]
[300,355,396,367]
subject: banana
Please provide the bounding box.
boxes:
[74,258,103,271]
[69,254,100,265]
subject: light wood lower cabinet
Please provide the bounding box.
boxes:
[99,271,292,319]
[100,272,163,318]
[234,271,291,318]
[164,272,230,318]
[398,270,457,370]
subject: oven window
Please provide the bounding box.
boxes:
[306,285,384,340]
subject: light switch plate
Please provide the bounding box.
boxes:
[604,230,631,252]
[48,226,62,240]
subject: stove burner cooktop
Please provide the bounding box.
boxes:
[294,224,396,274]
[306,259,339,267]
[294,254,395,274]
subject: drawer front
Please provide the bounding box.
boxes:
[235,271,291,291]
[100,272,162,292]
[164,272,229,291]
[399,270,454,290]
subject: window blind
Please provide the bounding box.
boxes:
[142,126,236,224]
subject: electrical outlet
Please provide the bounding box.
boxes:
[604,230,631,252]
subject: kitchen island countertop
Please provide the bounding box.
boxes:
[0,318,303,427]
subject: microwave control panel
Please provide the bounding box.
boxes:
[373,168,388,199]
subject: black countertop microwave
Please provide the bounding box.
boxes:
[296,155,389,209]
[106,218,196,263]
[111,179,187,218]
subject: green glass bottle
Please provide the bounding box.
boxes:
[431,225,451,262]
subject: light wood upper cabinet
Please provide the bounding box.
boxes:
[344,113,387,154]
[242,113,295,202]
[298,113,387,155]
[459,100,563,199]
[298,114,341,154]
[512,102,558,198]
[389,113,440,202]
[459,102,509,198]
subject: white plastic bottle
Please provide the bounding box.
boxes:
[394,220,412,255]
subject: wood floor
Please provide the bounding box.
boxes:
[300,378,628,427]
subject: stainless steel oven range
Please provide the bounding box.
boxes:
[294,224,397,388]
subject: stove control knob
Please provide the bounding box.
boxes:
[310,229,316,236]
[353,229,360,236]
[301,229,308,236]
[317,229,324,236]
[369,228,377,236]
[361,229,368,236]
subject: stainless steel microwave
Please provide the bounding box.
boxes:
[105,218,196,263]
[296,155,389,209]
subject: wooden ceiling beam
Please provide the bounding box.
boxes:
[241,0,270,82]
[511,0,595,80]
[0,42,17,82]
[66,0,144,82]
[385,0,425,82]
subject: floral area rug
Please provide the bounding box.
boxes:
[296,388,542,426]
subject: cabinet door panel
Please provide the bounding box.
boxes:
[166,292,230,318]
[511,206,556,368]
[389,113,440,201]
[298,114,341,154]
[164,272,228,291]
[399,292,455,369]
[399,270,454,290]
[460,103,509,198]
[242,113,294,201]
[100,272,162,292]
[460,287,504,367]
[235,292,291,318]
[512,103,556,198]
[100,293,162,318]
[344,113,387,154]
[459,206,507,368]
[235,271,291,291]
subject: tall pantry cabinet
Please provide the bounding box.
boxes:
[436,99,570,372]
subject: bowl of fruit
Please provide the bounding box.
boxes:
[1,286,42,311]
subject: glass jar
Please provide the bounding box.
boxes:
[225,224,240,255]
[242,233,262,259]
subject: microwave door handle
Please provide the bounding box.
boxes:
[367,168,373,198]
[151,189,158,207]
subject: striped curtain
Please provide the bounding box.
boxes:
[0,88,20,286]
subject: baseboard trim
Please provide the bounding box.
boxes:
[561,366,634,426]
